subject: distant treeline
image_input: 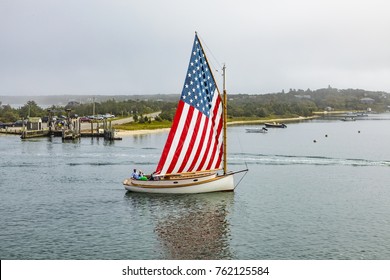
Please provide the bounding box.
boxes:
[228,87,390,119]
[1,87,389,123]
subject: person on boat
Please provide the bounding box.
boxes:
[138,171,147,181]
[149,171,160,181]
[131,169,139,180]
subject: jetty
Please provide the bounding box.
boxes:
[1,115,122,141]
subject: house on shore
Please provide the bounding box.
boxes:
[27,117,43,130]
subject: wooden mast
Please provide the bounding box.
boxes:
[222,64,227,175]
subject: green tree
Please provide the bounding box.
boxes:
[0,105,20,122]
[19,101,44,118]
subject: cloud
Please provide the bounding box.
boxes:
[1,0,390,95]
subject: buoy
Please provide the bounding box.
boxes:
[313,140,317,143]
[325,134,328,137]
[358,130,361,133]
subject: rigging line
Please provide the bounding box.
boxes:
[197,34,223,78]
[234,169,249,189]
[235,129,249,171]
[232,130,249,190]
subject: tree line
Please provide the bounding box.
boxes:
[228,87,389,119]
[1,87,389,123]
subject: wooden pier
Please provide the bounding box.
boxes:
[1,117,122,141]
[0,127,23,135]
[102,119,122,140]
[21,129,50,139]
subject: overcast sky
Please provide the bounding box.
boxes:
[1,0,390,96]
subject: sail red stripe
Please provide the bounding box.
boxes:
[209,97,223,169]
[165,105,195,174]
[155,100,185,174]
[177,110,202,173]
[206,112,223,170]
[213,96,221,117]
[215,143,223,169]
[214,97,223,169]
[198,134,213,170]
[199,96,222,170]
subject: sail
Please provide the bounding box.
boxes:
[155,34,223,175]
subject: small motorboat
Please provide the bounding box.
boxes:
[264,122,287,128]
[341,117,356,121]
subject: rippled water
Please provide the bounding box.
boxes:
[1,114,390,259]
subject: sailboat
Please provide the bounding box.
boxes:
[123,33,248,194]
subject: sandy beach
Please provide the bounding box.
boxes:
[115,128,171,137]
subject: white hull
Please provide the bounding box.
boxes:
[123,173,235,194]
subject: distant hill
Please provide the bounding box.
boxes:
[0,94,179,107]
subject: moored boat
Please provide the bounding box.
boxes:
[340,117,356,121]
[265,122,287,128]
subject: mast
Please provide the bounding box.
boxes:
[222,64,227,175]
[196,33,227,174]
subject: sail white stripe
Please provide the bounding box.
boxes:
[160,104,190,175]
[170,108,199,174]
[191,115,212,172]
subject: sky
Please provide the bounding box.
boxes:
[1,0,390,96]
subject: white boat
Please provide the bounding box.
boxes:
[265,122,287,128]
[341,116,356,121]
[123,33,248,194]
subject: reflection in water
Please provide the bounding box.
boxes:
[124,192,234,259]
[133,134,151,143]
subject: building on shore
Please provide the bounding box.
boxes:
[27,117,43,131]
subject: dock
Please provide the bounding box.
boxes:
[1,117,122,141]
[21,129,50,139]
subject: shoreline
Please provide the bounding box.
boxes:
[115,115,318,136]
[1,113,350,137]
[0,111,360,137]
[115,128,171,136]
[227,115,318,126]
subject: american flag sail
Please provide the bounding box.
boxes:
[155,34,223,175]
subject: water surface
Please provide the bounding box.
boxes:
[1,114,390,259]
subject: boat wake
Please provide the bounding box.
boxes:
[230,153,390,167]
[67,160,157,167]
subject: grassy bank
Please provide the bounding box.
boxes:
[113,120,172,131]
[113,114,318,132]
